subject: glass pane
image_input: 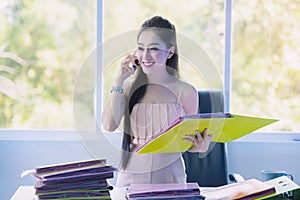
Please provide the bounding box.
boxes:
[0,0,96,129]
[102,0,225,105]
[232,0,300,131]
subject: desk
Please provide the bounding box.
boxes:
[11,186,34,200]
[12,185,300,200]
[11,186,33,200]
[11,186,213,200]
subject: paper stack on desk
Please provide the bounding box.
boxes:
[23,158,116,200]
[126,182,205,200]
[201,178,276,200]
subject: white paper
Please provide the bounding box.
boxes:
[264,175,300,194]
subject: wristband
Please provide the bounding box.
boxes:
[111,86,123,94]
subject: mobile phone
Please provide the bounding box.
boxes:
[132,59,140,72]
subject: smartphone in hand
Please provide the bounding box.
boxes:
[132,59,140,72]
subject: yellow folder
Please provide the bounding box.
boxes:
[136,113,278,154]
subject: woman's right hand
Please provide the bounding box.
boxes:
[115,53,137,85]
[184,128,212,153]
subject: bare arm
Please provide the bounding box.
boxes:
[181,83,198,115]
[181,84,212,153]
[101,83,127,132]
[101,54,136,132]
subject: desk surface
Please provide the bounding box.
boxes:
[13,183,300,200]
[11,186,215,200]
[11,186,33,200]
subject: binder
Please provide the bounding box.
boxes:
[21,158,107,178]
[36,189,111,199]
[126,183,204,200]
[36,165,115,179]
[38,171,115,185]
[136,113,278,154]
[35,180,112,194]
[35,158,106,176]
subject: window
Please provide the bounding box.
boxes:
[2,0,299,133]
[231,0,300,132]
[101,0,225,125]
[0,0,96,129]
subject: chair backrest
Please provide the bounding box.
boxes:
[182,90,228,187]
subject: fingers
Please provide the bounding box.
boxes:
[194,129,208,141]
[116,53,139,83]
[121,54,136,73]
[183,129,207,143]
[194,130,203,144]
[184,129,212,153]
[202,128,208,137]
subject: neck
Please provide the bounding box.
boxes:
[146,70,175,84]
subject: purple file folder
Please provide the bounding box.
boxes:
[126,183,203,199]
[35,158,106,175]
[35,165,116,179]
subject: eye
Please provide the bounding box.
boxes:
[150,47,160,51]
[137,46,144,51]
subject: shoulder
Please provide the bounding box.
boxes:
[176,80,198,114]
[176,80,197,99]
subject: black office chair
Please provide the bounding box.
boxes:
[182,90,228,187]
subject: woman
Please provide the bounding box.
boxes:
[102,15,212,187]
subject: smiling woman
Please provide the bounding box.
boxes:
[6,0,297,132]
[3,1,300,200]
[136,29,176,74]
[102,0,300,133]
[101,15,214,187]
[102,0,225,107]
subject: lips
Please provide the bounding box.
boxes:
[142,61,155,68]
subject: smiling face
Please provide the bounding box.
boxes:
[136,29,174,75]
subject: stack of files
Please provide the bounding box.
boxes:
[23,158,116,200]
[126,182,205,200]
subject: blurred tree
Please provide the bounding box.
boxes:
[0,44,34,126]
[102,0,224,103]
[1,0,299,131]
[232,0,300,131]
[0,0,95,129]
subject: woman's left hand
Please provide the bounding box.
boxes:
[184,128,212,153]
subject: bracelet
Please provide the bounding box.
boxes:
[110,86,123,94]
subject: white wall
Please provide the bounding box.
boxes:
[1,130,300,199]
[0,131,93,200]
[227,132,300,184]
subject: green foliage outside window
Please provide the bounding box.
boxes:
[1,0,299,132]
[0,0,95,129]
[232,0,300,131]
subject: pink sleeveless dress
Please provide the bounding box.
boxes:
[116,102,187,187]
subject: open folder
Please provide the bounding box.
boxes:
[136,113,278,154]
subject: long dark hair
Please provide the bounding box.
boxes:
[120,15,179,169]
